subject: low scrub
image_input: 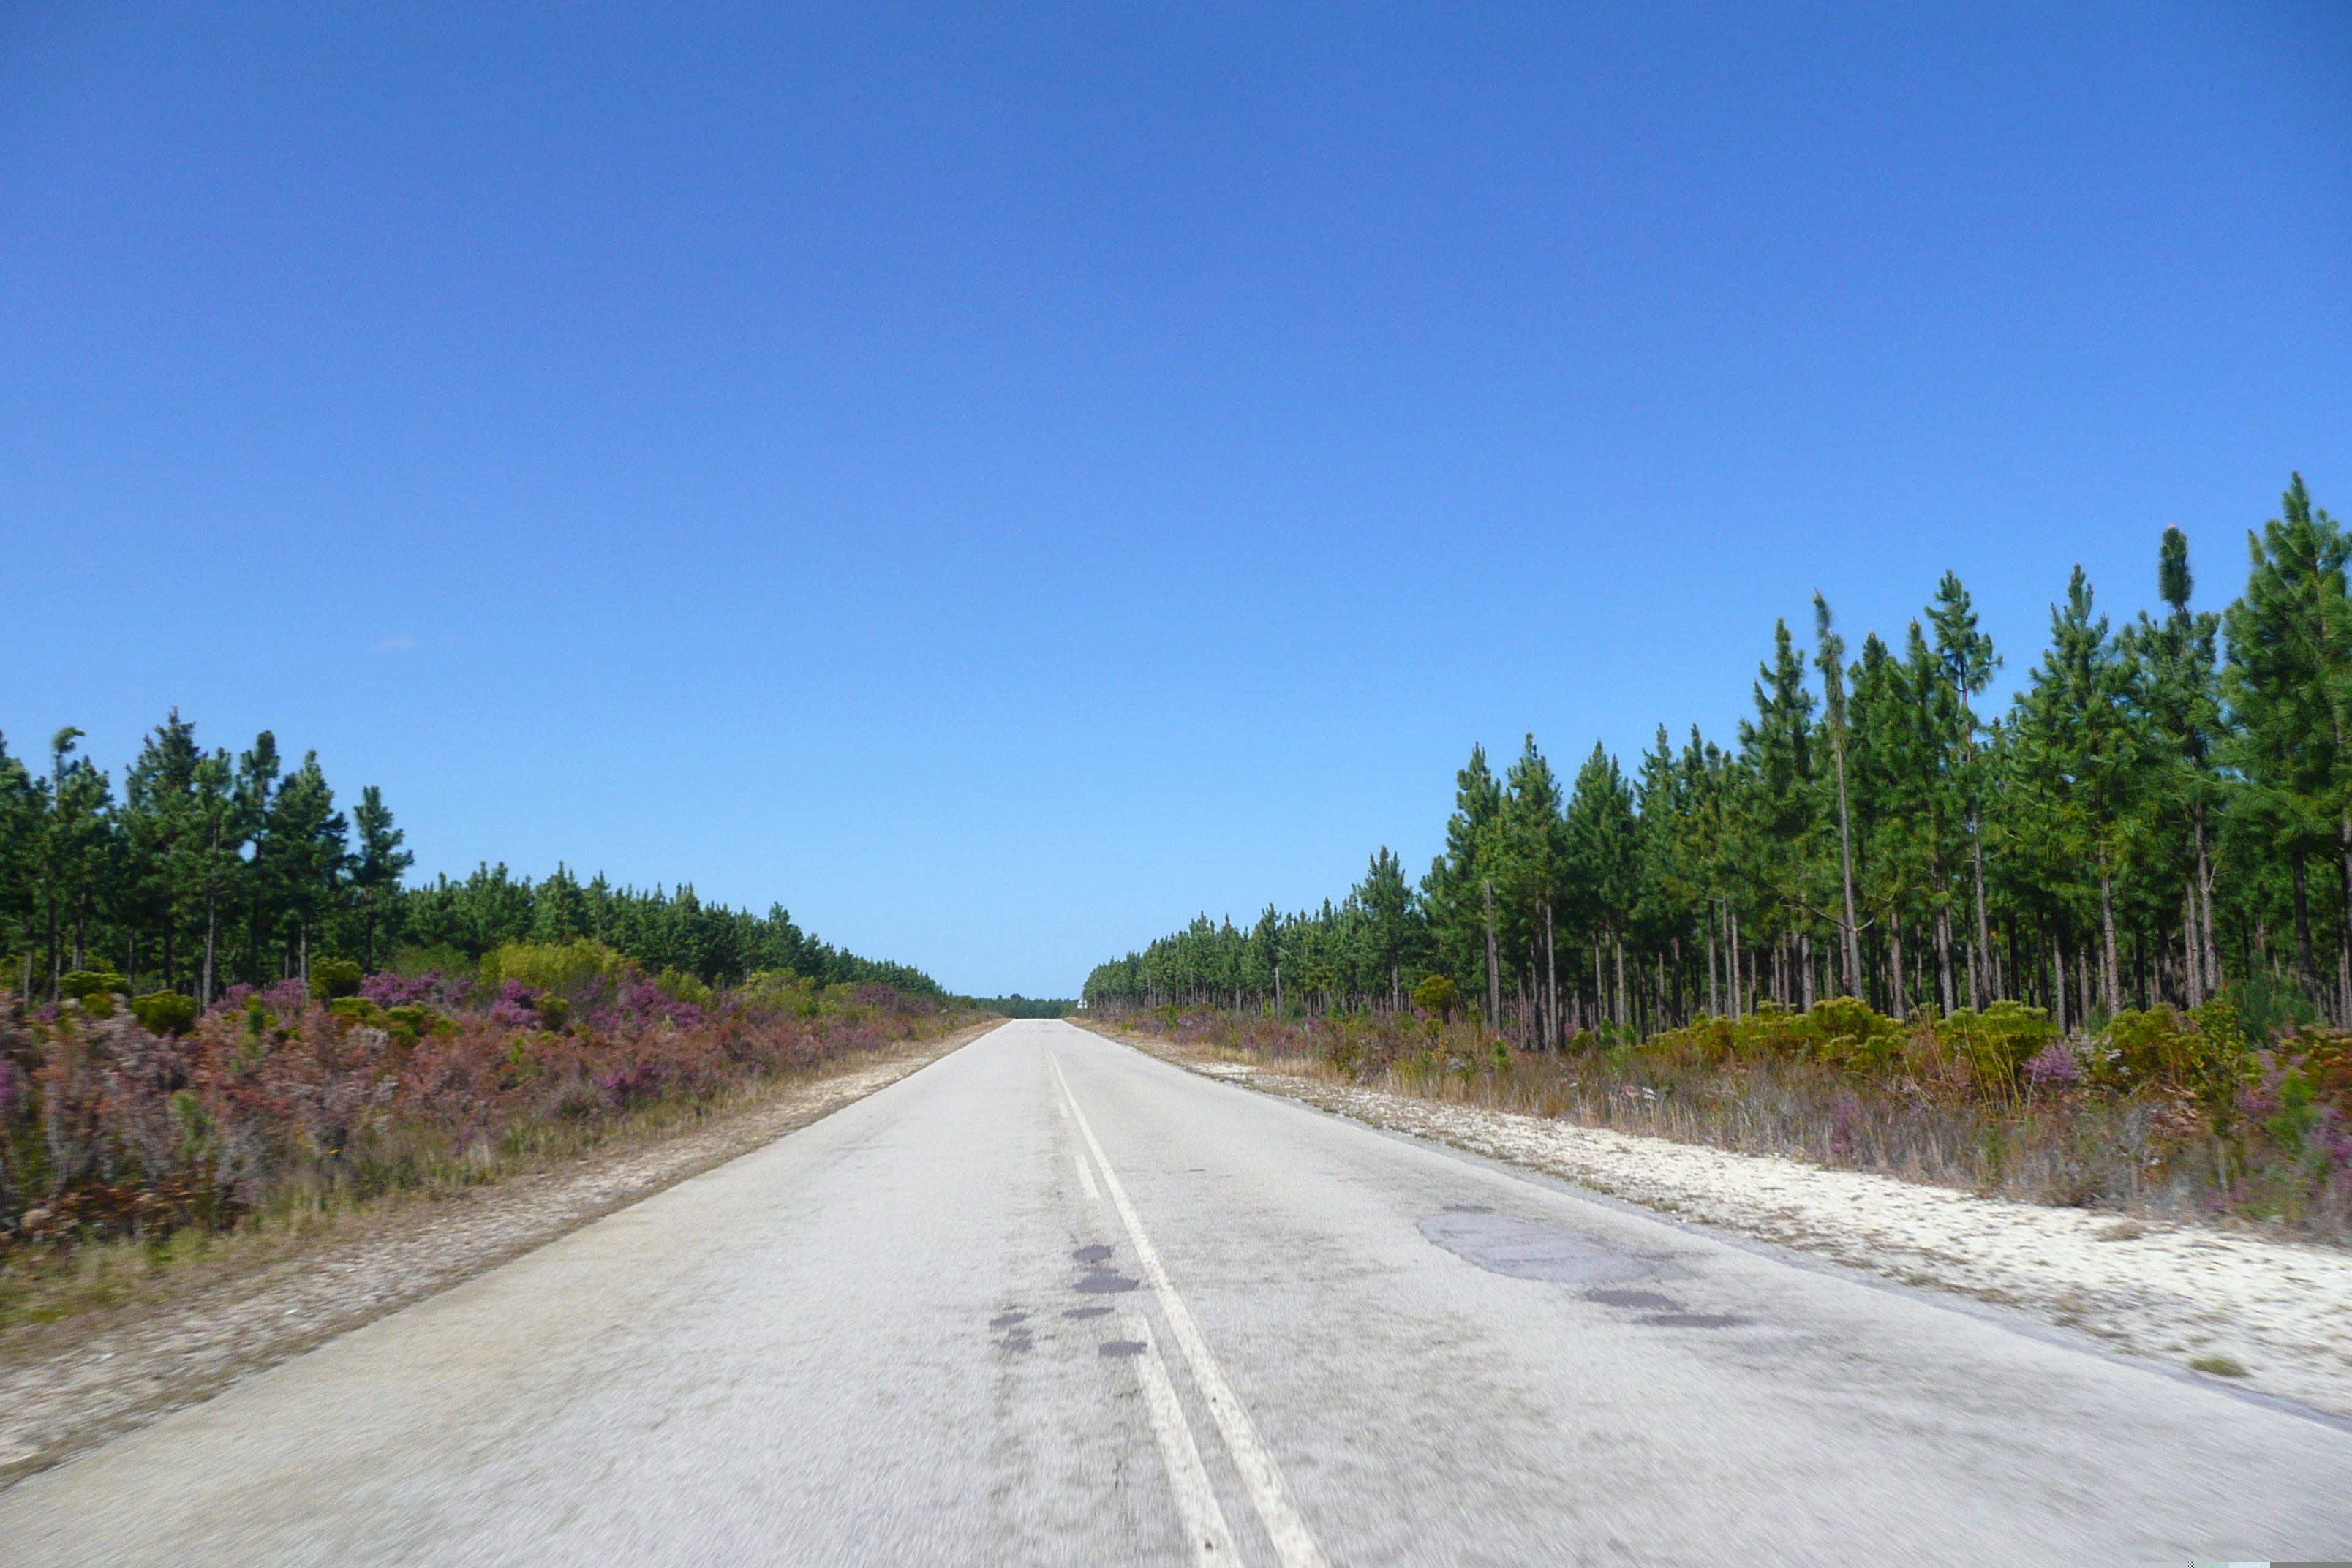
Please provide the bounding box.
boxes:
[1100,992,2352,1241]
[0,957,974,1270]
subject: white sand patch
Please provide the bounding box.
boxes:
[1186,1055,2352,1420]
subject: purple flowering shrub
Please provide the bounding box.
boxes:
[2024,1041,2083,1090]
[0,975,967,1251]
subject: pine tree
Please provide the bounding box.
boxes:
[2223,474,2352,1019]
[1813,595,1863,998]
[1929,573,2001,1004]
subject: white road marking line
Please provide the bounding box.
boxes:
[1051,1053,1330,1568]
[1069,1104,1229,1562]
[1115,1257,1238,1562]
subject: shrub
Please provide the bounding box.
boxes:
[129,990,200,1036]
[1411,974,1460,1022]
[654,968,715,1009]
[308,959,364,999]
[478,939,631,1000]
[1936,1001,2058,1100]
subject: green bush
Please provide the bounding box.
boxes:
[478,938,632,998]
[740,970,823,1019]
[309,958,364,999]
[1411,974,1460,1022]
[1937,1001,2058,1098]
[1647,997,1904,1073]
[60,966,131,1014]
[129,990,200,1035]
[654,967,714,1008]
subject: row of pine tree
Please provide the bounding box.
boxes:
[0,712,940,1002]
[1087,476,2351,1043]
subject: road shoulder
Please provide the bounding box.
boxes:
[1077,1019,2352,1422]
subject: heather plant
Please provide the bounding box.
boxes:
[0,975,974,1261]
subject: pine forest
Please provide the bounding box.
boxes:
[1088,476,2352,1045]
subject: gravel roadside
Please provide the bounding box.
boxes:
[0,1022,995,1489]
[1090,1025,2352,1422]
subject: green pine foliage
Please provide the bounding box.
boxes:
[0,712,940,1002]
[1086,475,2352,1056]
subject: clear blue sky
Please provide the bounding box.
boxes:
[3,3,2347,997]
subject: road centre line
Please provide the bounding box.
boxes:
[1050,1052,1330,1568]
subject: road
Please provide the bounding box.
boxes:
[4,1019,2347,1565]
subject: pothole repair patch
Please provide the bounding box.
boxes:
[1419,1209,1661,1285]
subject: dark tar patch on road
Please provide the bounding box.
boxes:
[1420,1210,1661,1285]
[1098,1341,1147,1358]
[1074,1272,1140,1294]
[1587,1289,1680,1311]
[1064,1306,1113,1319]
[1639,1313,1743,1329]
[990,1312,1028,1328]
[1072,1245,1115,1263]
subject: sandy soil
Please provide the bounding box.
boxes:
[1107,1030,2352,1422]
[0,1025,990,1489]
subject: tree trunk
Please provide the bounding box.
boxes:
[1970,810,1991,1006]
[1482,879,1501,1031]
[2195,809,2219,999]
[1934,905,1955,1017]
[2052,938,2067,1034]
[1888,910,1907,1022]
[2338,816,2352,1028]
[1833,740,1862,995]
[1544,906,1558,1050]
[2100,870,2123,1016]
[1727,908,1741,1022]
[2182,883,2204,1008]
[1613,935,1627,1032]
[1705,906,1720,1019]
[2293,852,2316,999]
[1800,932,1815,1011]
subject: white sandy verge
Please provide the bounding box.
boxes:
[1165,1049,2352,1420]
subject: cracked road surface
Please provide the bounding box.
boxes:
[4,1020,2347,1564]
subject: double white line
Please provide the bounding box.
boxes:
[1050,1053,1328,1568]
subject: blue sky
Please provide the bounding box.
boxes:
[2,2,2348,996]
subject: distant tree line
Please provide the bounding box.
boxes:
[0,712,940,1002]
[976,995,1074,1019]
[1088,476,2352,1044]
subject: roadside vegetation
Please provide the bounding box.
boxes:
[1097,990,2352,1240]
[1085,475,2352,1239]
[0,940,979,1328]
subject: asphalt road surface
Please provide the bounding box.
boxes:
[5,1019,2348,1565]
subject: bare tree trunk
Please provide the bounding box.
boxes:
[2182,883,2204,1008]
[1482,879,1501,1031]
[1935,905,1955,1016]
[1613,934,1627,1031]
[1970,812,1991,1006]
[2100,869,2123,1016]
[1833,740,1862,996]
[2195,809,2219,998]
[2339,817,2352,1028]
[1800,932,1815,1011]
[2051,938,2067,1034]
[1705,905,1720,1018]
[1889,910,1907,1022]
[1727,908,1742,1022]
[2293,852,2316,999]
[1545,905,1558,1050]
